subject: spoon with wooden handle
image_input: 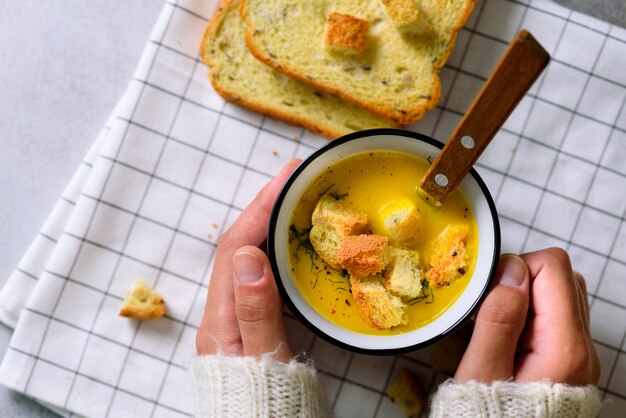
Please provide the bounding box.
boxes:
[418,29,550,206]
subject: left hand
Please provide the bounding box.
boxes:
[196,159,301,362]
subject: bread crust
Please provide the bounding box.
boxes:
[119,303,165,321]
[201,0,400,139]
[240,0,475,125]
[210,76,343,139]
[434,0,478,68]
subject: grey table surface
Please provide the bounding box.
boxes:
[0,0,622,416]
[0,1,163,416]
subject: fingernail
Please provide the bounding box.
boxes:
[497,255,527,287]
[233,252,264,283]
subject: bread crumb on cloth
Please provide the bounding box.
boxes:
[119,280,165,320]
[386,368,427,417]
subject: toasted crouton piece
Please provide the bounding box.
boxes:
[310,195,369,269]
[350,275,406,329]
[379,199,422,248]
[380,0,432,35]
[385,368,427,417]
[119,280,165,320]
[312,194,368,235]
[427,224,469,287]
[339,234,389,277]
[324,12,369,55]
[384,247,423,298]
[309,224,344,269]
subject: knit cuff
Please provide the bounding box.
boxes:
[428,380,602,418]
[188,354,328,418]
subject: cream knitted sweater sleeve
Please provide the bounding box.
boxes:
[189,355,601,418]
[429,380,602,418]
[188,354,328,417]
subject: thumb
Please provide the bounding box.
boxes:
[232,246,291,362]
[455,254,530,382]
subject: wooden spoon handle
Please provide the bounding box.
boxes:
[420,30,550,203]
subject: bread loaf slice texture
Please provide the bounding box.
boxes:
[201,0,399,140]
[241,0,476,125]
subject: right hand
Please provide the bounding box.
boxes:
[455,248,600,385]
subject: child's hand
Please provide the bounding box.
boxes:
[455,249,600,385]
[195,159,301,362]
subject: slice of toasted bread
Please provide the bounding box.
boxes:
[201,0,399,140]
[310,194,369,269]
[339,234,389,277]
[350,275,406,329]
[119,280,165,320]
[384,247,423,298]
[426,224,469,287]
[241,0,476,124]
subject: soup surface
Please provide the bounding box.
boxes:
[288,151,478,335]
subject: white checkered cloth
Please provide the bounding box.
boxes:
[1,0,626,417]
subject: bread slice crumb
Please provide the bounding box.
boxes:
[385,368,427,417]
[324,12,369,55]
[427,224,469,287]
[350,275,406,329]
[119,280,165,320]
[384,247,423,298]
[339,234,389,277]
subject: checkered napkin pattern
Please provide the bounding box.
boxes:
[1,0,626,417]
